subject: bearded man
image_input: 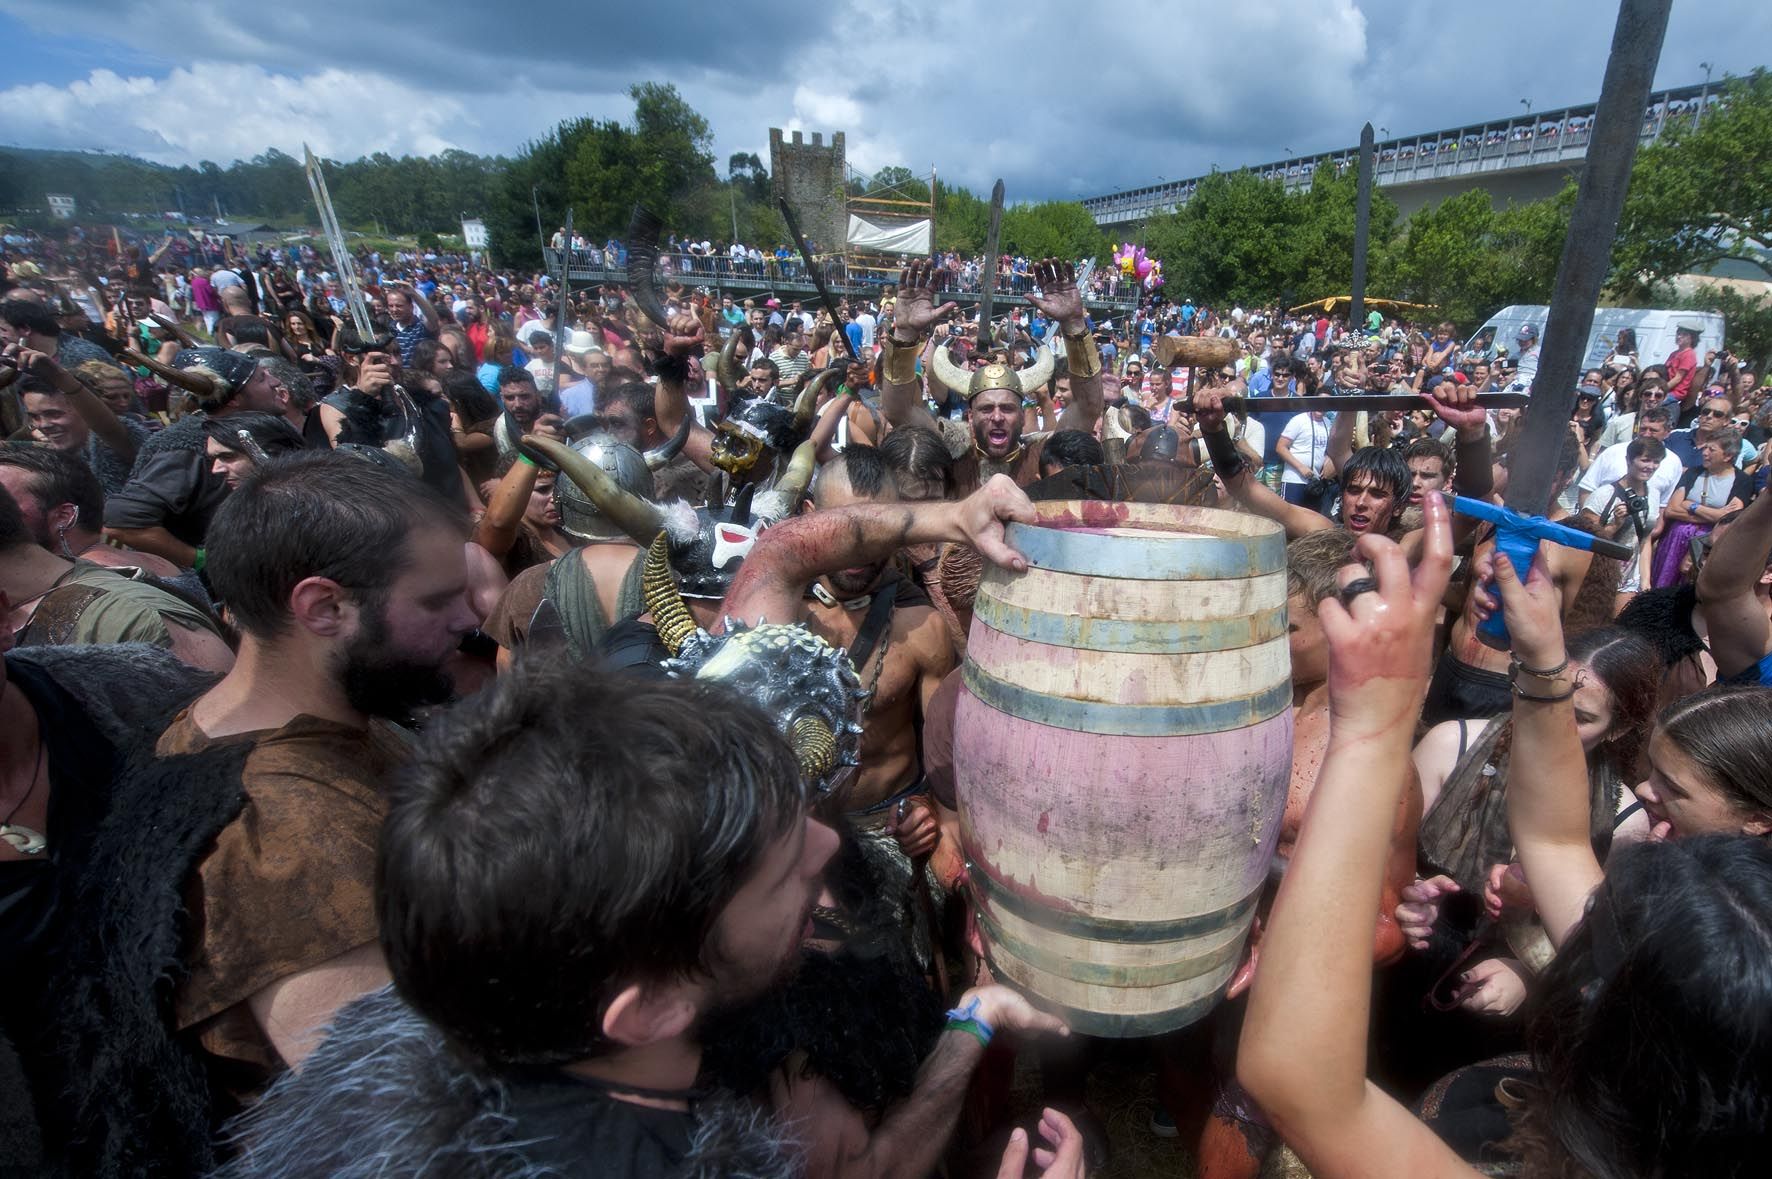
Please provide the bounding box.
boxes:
[881,258,1104,492]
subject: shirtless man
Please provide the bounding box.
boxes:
[1422,432,1588,726]
[881,258,1104,492]
[797,446,958,828]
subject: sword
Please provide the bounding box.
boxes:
[776,198,857,362]
[974,179,1005,351]
[303,144,375,342]
[552,208,572,395]
[1225,393,1530,414]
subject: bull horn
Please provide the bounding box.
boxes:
[772,438,818,509]
[1015,346,1056,397]
[713,327,745,392]
[792,370,833,431]
[642,532,699,656]
[644,410,692,471]
[522,433,665,546]
[1102,405,1133,443]
[120,349,219,399]
[789,714,838,782]
[929,342,971,398]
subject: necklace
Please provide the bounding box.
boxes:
[0,726,48,856]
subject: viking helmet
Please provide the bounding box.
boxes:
[709,372,827,477]
[662,619,866,797]
[553,433,657,541]
[929,344,1054,403]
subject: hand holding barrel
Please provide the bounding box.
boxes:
[960,983,1070,1040]
[1319,492,1453,742]
[950,474,1037,573]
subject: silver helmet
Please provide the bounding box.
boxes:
[554,433,656,542]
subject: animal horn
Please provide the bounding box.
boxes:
[624,204,672,329]
[120,349,218,399]
[791,369,833,431]
[1014,346,1056,397]
[789,714,838,782]
[1102,405,1133,443]
[642,532,698,656]
[522,433,665,545]
[713,327,745,392]
[929,342,971,399]
[772,439,818,509]
[644,410,692,471]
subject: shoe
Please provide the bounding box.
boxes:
[1149,1107,1178,1138]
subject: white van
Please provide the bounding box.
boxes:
[1465,305,1725,374]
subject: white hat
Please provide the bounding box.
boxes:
[564,329,600,356]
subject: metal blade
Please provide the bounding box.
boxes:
[777,198,857,361]
[975,179,1005,351]
[1222,393,1529,414]
[552,208,572,394]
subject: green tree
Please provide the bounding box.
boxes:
[1290,163,1400,303]
[934,180,988,254]
[1000,201,1101,261]
[1143,170,1298,306]
[1613,69,1772,297]
[1671,284,1772,372]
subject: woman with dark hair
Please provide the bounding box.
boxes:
[441,368,500,488]
[1236,504,1772,1178]
[409,338,456,379]
[1603,326,1638,370]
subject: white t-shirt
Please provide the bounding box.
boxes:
[1577,442,1683,517]
[1278,413,1329,485]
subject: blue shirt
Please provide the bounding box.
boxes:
[845,322,865,355]
[1245,369,1293,466]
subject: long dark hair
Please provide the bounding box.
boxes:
[1654,684,1772,819]
[1512,835,1772,1176]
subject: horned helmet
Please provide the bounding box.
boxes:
[929,342,1055,404]
[547,414,688,542]
[708,368,831,478]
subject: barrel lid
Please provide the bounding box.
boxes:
[1005,501,1286,581]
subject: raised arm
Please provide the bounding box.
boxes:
[1237,495,1471,1178]
[1024,261,1101,434]
[1483,548,1605,947]
[879,260,952,434]
[470,455,541,560]
[1193,383,1327,539]
[14,346,139,463]
[720,475,1035,626]
[650,314,716,473]
[1697,481,1772,680]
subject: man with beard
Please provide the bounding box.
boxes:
[214,664,1074,1179]
[153,450,476,1099]
[881,258,1104,492]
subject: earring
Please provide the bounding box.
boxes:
[56,519,74,559]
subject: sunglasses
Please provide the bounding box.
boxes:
[1700,408,1730,418]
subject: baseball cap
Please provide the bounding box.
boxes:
[1576,383,1603,400]
[1516,323,1538,341]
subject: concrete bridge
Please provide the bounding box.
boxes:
[1084,80,1721,225]
[544,249,1141,315]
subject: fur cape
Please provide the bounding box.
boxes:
[213,988,803,1179]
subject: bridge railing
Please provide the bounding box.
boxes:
[544,249,1141,312]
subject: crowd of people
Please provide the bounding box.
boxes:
[2,217,1770,1179]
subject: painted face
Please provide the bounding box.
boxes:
[970,389,1023,460]
[1339,473,1397,536]
[1634,729,1766,839]
[1407,457,1447,505]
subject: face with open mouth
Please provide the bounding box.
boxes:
[970,389,1023,460]
[1338,475,1396,536]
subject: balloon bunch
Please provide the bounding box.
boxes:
[1113,243,1164,290]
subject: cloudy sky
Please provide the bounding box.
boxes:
[0,0,1764,202]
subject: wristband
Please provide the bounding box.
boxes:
[882,338,922,385]
[516,452,537,468]
[1062,330,1102,379]
[192,547,206,573]
[1201,427,1247,479]
[944,995,994,1047]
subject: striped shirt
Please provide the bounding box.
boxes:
[769,347,811,386]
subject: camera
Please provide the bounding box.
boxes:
[1615,482,1651,540]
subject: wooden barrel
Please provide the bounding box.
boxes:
[955,500,1292,1037]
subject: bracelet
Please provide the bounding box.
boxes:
[1062,331,1102,379]
[944,995,994,1047]
[1509,654,1569,679]
[1510,680,1575,702]
[192,547,206,573]
[516,452,537,468]
[882,338,922,385]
